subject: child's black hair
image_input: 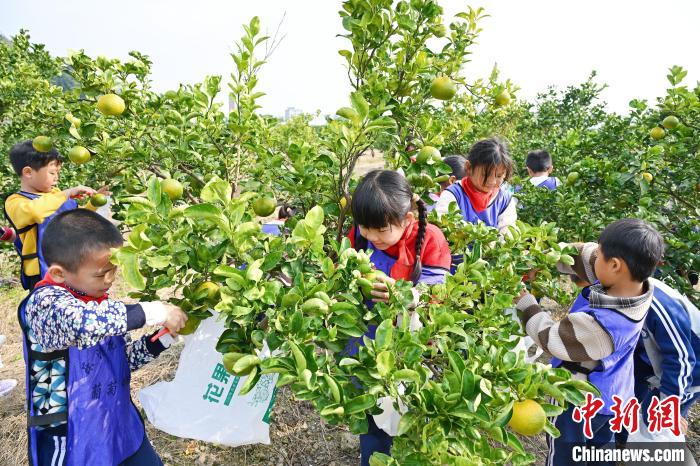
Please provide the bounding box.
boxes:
[42,210,123,273]
[9,140,63,177]
[598,218,664,283]
[466,137,513,184]
[351,170,427,283]
[525,150,553,173]
[278,204,296,220]
[443,155,467,179]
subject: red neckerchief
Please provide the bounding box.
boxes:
[36,274,108,304]
[461,177,498,213]
[384,221,420,281]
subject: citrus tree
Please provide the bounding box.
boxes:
[3,0,696,463]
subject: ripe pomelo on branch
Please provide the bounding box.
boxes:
[96,93,126,116]
[495,90,511,106]
[430,76,457,100]
[252,196,276,217]
[161,178,183,200]
[32,136,53,153]
[68,145,91,164]
[508,399,546,436]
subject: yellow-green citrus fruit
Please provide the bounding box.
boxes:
[650,127,665,140]
[416,146,441,164]
[68,145,91,164]
[196,281,220,302]
[508,400,546,436]
[495,90,512,106]
[96,93,126,116]
[161,178,183,201]
[90,193,108,207]
[430,76,457,100]
[566,172,580,185]
[662,115,679,129]
[32,136,53,153]
[252,197,276,217]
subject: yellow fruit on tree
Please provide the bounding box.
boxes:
[196,281,220,302]
[566,172,580,185]
[252,197,276,217]
[508,399,546,436]
[340,196,348,209]
[662,115,679,129]
[495,90,511,106]
[32,136,53,153]
[96,93,126,116]
[642,172,653,183]
[650,127,665,140]
[416,146,441,164]
[68,146,91,164]
[161,178,183,200]
[430,76,457,100]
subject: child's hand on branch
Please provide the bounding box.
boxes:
[370,274,396,303]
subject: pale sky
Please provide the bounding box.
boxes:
[2,1,699,117]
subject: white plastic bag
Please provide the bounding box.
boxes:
[373,311,421,436]
[138,312,278,447]
[504,307,543,363]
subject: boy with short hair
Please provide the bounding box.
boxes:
[525,149,560,190]
[565,246,700,442]
[19,209,187,465]
[515,218,664,466]
[4,140,107,290]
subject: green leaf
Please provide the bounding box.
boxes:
[305,205,324,228]
[350,91,369,119]
[237,366,260,395]
[200,176,232,203]
[339,358,360,367]
[147,176,162,205]
[336,107,360,124]
[376,351,395,377]
[344,394,376,415]
[184,203,229,232]
[113,248,146,291]
[375,319,394,350]
[396,411,421,436]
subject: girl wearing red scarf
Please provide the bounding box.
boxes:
[346,170,451,465]
[434,137,517,233]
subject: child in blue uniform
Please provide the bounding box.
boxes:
[19,209,187,465]
[562,246,700,441]
[434,138,516,232]
[524,150,560,190]
[514,219,664,466]
[347,170,451,465]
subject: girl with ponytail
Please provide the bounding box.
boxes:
[346,170,451,465]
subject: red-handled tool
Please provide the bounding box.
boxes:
[150,327,170,342]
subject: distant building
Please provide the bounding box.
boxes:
[284,107,303,121]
